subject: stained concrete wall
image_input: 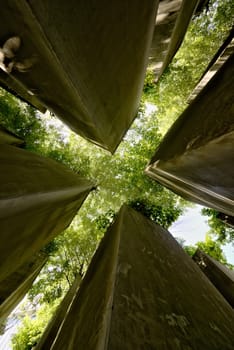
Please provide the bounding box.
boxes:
[35,275,81,350]
[41,206,234,349]
[0,1,208,152]
[146,51,234,216]
[188,30,234,102]
[0,125,24,146]
[0,69,46,113]
[0,251,47,321]
[193,249,234,308]
[0,144,93,284]
[149,0,202,79]
[0,1,158,152]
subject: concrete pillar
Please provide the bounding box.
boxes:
[0,144,93,283]
[0,252,47,321]
[0,125,24,146]
[43,206,234,349]
[0,1,158,152]
[193,249,234,308]
[35,275,81,350]
[146,49,234,216]
[150,0,202,80]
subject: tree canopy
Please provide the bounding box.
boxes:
[201,208,234,244]
[177,234,229,266]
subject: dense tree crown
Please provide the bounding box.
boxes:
[0,0,233,348]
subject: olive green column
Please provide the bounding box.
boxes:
[146,49,234,216]
[35,275,81,350]
[0,144,93,283]
[193,249,234,308]
[0,0,158,152]
[46,206,234,349]
[0,125,24,146]
[0,251,47,321]
[150,0,202,80]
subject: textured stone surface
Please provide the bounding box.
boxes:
[0,144,93,283]
[35,275,81,350]
[0,1,158,152]
[193,249,234,308]
[188,30,234,102]
[149,0,201,80]
[0,69,46,113]
[46,206,234,349]
[0,1,206,152]
[146,51,234,216]
[0,251,47,321]
[0,125,24,146]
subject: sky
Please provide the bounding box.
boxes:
[169,204,234,265]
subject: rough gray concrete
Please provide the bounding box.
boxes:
[0,252,47,321]
[45,206,234,349]
[0,1,158,152]
[193,249,234,308]
[149,0,202,80]
[0,125,24,146]
[35,275,81,350]
[146,51,234,216]
[0,144,93,283]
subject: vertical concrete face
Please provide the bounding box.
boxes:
[0,125,24,146]
[35,276,81,350]
[0,252,47,321]
[149,0,201,79]
[47,206,234,350]
[193,249,234,308]
[188,31,234,103]
[0,69,46,113]
[0,144,93,283]
[216,212,234,228]
[0,0,158,152]
[146,51,234,216]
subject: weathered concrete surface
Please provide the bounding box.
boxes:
[35,275,81,350]
[48,206,234,349]
[0,144,93,283]
[149,0,202,80]
[146,52,234,216]
[188,29,234,102]
[216,212,234,228]
[0,251,47,322]
[0,125,24,146]
[193,249,234,308]
[0,69,46,113]
[0,1,158,152]
[149,0,182,74]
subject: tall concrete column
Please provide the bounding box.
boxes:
[40,206,234,349]
[35,275,81,350]
[0,125,24,146]
[0,144,93,283]
[193,249,234,308]
[0,251,47,321]
[146,47,234,216]
[0,1,158,152]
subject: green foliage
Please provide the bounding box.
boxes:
[0,88,47,152]
[94,209,116,233]
[180,234,228,265]
[11,302,59,350]
[196,235,227,264]
[0,318,7,336]
[201,208,234,244]
[128,198,182,229]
